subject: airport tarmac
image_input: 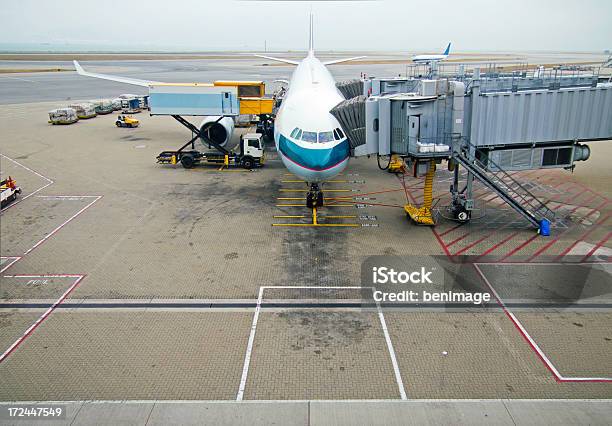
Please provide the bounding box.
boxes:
[0,56,611,404]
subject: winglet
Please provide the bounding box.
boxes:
[73,60,84,74]
[443,42,451,56]
[72,60,156,87]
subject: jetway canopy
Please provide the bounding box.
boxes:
[469,85,612,147]
[347,75,612,164]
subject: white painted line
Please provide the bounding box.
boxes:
[0,76,38,83]
[476,262,611,266]
[0,155,54,183]
[0,275,84,363]
[23,196,101,256]
[37,195,101,199]
[262,286,364,289]
[0,256,21,273]
[374,288,408,400]
[473,263,612,383]
[0,154,54,212]
[236,286,407,400]
[236,286,264,401]
[2,274,83,278]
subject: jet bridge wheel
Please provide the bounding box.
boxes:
[453,206,471,223]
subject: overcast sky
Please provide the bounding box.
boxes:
[1,0,610,52]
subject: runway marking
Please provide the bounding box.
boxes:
[0,154,54,213]
[474,263,612,383]
[0,274,85,364]
[375,292,408,400]
[581,232,612,262]
[236,286,408,401]
[0,76,39,83]
[23,196,102,256]
[0,257,21,273]
[236,286,264,401]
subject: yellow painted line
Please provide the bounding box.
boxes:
[276,197,351,201]
[272,223,360,227]
[312,207,318,225]
[279,189,352,193]
[276,204,354,207]
[281,179,348,183]
[273,215,306,218]
[283,173,344,176]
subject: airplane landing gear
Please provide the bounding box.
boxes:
[306,183,324,208]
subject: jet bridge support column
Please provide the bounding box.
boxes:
[451,69,481,222]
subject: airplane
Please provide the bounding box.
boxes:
[73,14,364,208]
[412,42,451,64]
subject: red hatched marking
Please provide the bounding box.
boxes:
[474,232,520,261]
[474,264,612,383]
[499,234,540,261]
[446,232,472,247]
[581,232,612,262]
[453,233,494,256]
[438,223,465,237]
[0,275,85,363]
[554,212,611,261]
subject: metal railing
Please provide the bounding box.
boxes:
[455,139,557,227]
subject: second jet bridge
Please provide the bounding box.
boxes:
[332,69,612,230]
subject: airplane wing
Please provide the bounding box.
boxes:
[323,56,367,66]
[253,54,299,65]
[73,60,159,87]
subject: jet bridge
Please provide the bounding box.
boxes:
[331,67,612,231]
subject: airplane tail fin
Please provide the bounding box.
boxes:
[308,12,314,55]
[443,42,451,56]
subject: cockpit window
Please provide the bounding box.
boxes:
[290,127,300,138]
[296,129,302,139]
[301,131,317,142]
[336,128,345,139]
[318,131,334,143]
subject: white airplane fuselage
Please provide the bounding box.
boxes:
[273,53,349,183]
[412,54,448,64]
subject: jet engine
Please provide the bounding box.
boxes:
[199,116,234,147]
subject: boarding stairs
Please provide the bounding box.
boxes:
[453,141,557,228]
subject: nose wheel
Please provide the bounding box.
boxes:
[306,183,324,208]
